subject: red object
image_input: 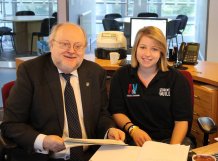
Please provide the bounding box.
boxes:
[1,81,15,109]
[179,70,194,106]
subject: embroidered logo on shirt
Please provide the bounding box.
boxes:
[127,83,140,97]
[159,88,170,96]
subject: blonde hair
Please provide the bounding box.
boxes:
[48,22,87,48]
[131,26,169,71]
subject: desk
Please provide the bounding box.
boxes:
[192,142,218,154]
[15,55,218,146]
[0,16,50,53]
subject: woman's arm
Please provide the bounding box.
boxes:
[170,121,188,144]
[113,113,133,131]
[113,113,152,146]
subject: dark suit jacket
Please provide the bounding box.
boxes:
[1,53,114,161]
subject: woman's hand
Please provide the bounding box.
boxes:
[131,128,152,147]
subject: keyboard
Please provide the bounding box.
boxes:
[119,55,132,66]
[119,59,131,66]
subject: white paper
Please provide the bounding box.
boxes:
[64,138,127,148]
[214,137,218,141]
[90,145,141,161]
[90,141,190,161]
[137,141,190,161]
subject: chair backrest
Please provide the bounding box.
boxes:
[40,18,57,35]
[137,12,158,17]
[166,19,181,39]
[104,13,122,19]
[52,12,57,19]
[179,70,194,106]
[15,10,35,16]
[0,27,12,35]
[179,70,194,136]
[1,81,15,109]
[176,15,188,33]
[102,18,121,31]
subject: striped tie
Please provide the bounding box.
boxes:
[62,73,83,161]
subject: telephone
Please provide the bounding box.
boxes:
[177,42,200,65]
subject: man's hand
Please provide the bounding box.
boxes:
[107,128,125,141]
[43,135,66,152]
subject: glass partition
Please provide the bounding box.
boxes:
[95,0,208,60]
[0,0,57,55]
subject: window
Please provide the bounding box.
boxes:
[96,0,208,60]
[0,0,57,50]
[0,0,57,17]
[96,0,197,42]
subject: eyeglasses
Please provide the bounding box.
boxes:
[53,39,84,52]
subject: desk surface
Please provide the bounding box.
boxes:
[115,17,131,23]
[0,16,50,22]
[183,62,218,87]
[115,17,171,23]
[15,54,218,87]
[192,142,218,154]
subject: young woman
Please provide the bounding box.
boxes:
[109,26,193,147]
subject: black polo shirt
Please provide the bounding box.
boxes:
[109,65,192,141]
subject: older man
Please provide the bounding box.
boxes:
[1,23,125,161]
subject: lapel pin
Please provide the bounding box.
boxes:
[86,82,90,87]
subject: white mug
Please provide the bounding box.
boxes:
[109,52,120,65]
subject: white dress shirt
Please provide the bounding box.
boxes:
[34,69,88,160]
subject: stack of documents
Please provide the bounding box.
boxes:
[64,138,127,148]
[90,141,190,161]
[137,141,190,161]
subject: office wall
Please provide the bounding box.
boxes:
[207,0,218,62]
[196,1,208,60]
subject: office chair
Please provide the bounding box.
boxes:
[105,13,122,19]
[1,81,15,109]
[176,15,188,42]
[137,12,158,17]
[166,19,181,49]
[15,10,35,16]
[0,81,16,161]
[104,13,123,30]
[179,70,217,148]
[30,17,57,54]
[52,12,58,20]
[0,27,16,53]
[102,18,121,31]
[197,117,217,146]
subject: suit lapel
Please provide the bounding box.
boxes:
[77,60,92,136]
[44,57,64,132]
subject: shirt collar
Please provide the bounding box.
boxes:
[58,69,78,77]
[129,65,167,81]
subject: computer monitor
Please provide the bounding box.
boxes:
[130,17,168,48]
